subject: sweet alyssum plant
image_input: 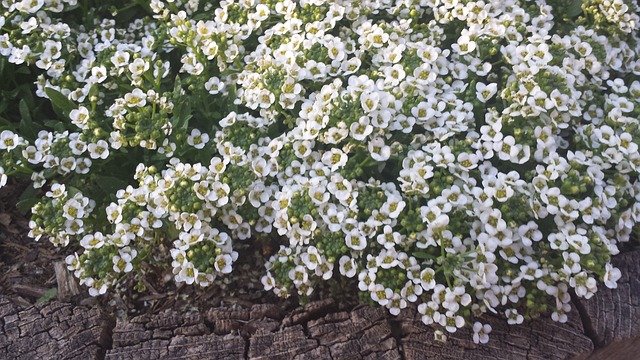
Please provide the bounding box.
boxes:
[1,0,639,343]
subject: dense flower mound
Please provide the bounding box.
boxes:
[1,0,639,342]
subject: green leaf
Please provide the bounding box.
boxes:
[567,0,583,17]
[412,251,434,260]
[94,175,129,198]
[18,99,36,139]
[36,288,58,303]
[44,87,76,117]
[16,184,39,215]
[0,115,14,129]
[15,66,31,75]
[43,119,67,133]
[172,98,193,131]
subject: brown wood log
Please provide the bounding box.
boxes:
[394,302,592,360]
[0,295,113,360]
[574,250,640,347]
[1,250,639,359]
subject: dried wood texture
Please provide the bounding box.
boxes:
[1,250,639,359]
[574,336,640,360]
[0,295,113,360]
[575,250,640,347]
[54,261,80,302]
[395,302,592,360]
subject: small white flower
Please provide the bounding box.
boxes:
[87,140,109,159]
[205,76,225,94]
[339,256,357,278]
[80,233,105,249]
[128,58,149,76]
[214,253,233,274]
[178,262,198,285]
[368,137,391,161]
[321,148,348,172]
[124,88,147,107]
[505,308,524,325]
[603,263,622,289]
[0,130,20,150]
[472,322,491,344]
[187,128,209,149]
[110,50,130,68]
[476,82,498,103]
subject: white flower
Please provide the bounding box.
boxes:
[205,76,225,94]
[110,50,130,67]
[113,247,137,273]
[79,233,105,249]
[214,253,233,274]
[349,116,374,141]
[505,308,524,325]
[370,284,393,306]
[87,140,110,159]
[321,148,348,171]
[339,256,357,278]
[69,106,90,129]
[345,231,367,250]
[128,58,149,76]
[453,34,476,55]
[418,267,436,291]
[368,137,391,161]
[124,88,147,107]
[87,279,108,297]
[288,265,308,286]
[0,130,20,150]
[603,263,622,289]
[472,322,491,344]
[177,262,198,285]
[476,82,498,103]
[570,272,598,299]
[187,128,209,149]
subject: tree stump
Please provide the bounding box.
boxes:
[1,250,639,359]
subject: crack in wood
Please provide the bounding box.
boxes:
[387,317,406,360]
[572,291,605,349]
[96,314,117,360]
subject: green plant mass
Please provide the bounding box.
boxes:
[1,0,639,344]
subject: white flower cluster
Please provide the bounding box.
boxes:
[1,0,639,342]
[29,183,95,247]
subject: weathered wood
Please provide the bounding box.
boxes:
[392,301,592,360]
[54,261,80,302]
[575,250,640,347]
[2,250,640,359]
[0,295,113,360]
[306,305,401,360]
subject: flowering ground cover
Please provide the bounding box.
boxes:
[0,0,639,343]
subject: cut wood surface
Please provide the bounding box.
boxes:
[0,250,638,359]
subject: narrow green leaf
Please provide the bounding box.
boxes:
[95,175,129,198]
[18,99,36,139]
[16,184,39,215]
[44,87,76,116]
[412,251,434,260]
[172,98,193,131]
[36,288,58,303]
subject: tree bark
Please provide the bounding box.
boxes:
[1,250,639,359]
